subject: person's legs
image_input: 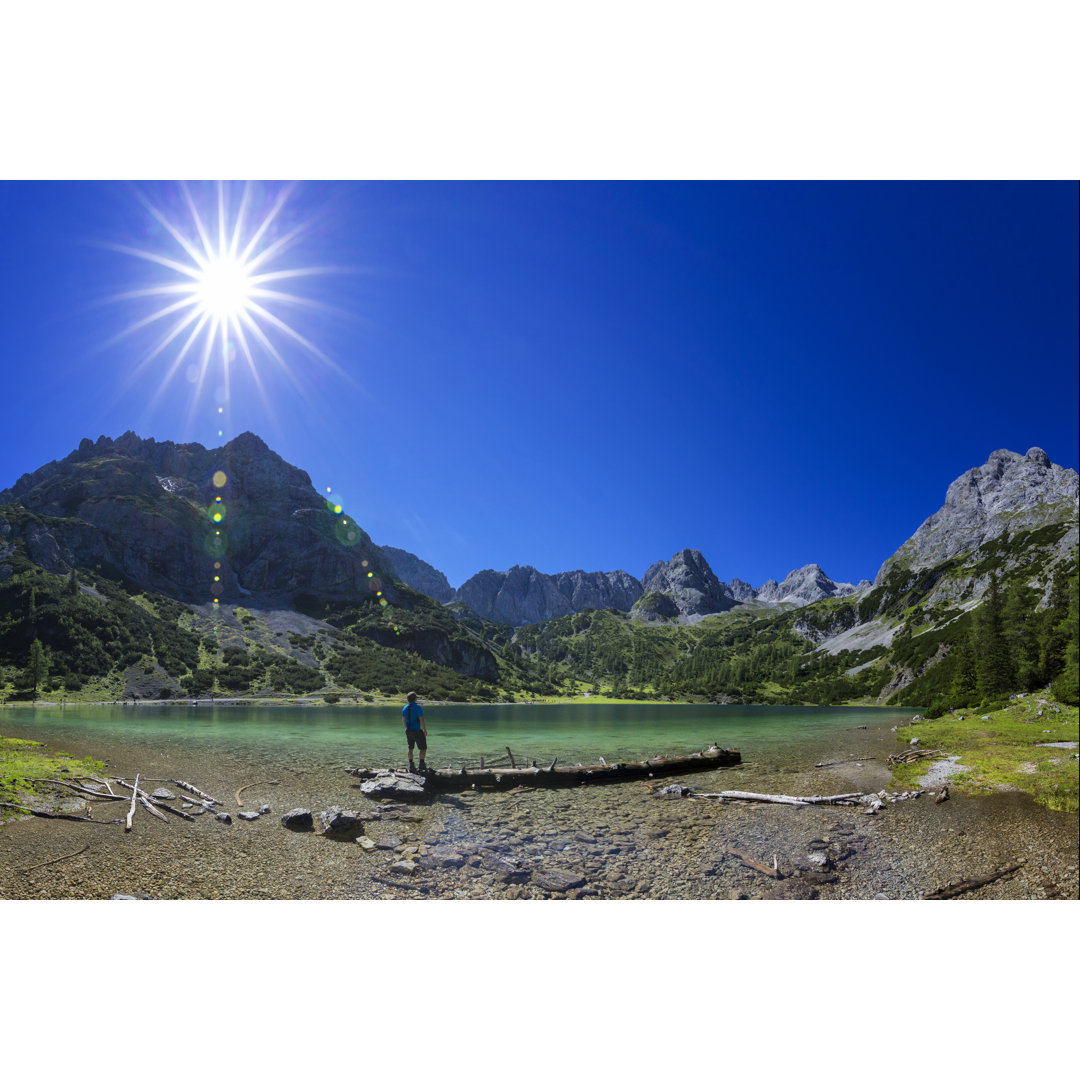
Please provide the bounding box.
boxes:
[417,731,427,770]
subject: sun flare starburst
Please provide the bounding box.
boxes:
[104,180,346,431]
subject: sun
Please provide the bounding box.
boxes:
[104,180,345,427]
[195,252,255,320]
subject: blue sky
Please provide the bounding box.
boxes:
[1,181,1077,590]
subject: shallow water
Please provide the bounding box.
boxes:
[0,702,919,775]
[4,703,1074,901]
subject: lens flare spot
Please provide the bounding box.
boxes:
[204,533,227,557]
[212,471,227,488]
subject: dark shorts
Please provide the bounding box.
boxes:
[406,729,427,752]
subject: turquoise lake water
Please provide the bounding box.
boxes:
[1,703,919,774]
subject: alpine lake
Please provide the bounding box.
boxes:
[2,703,1077,900]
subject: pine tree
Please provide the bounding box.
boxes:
[977,571,1016,700]
[28,638,49,699]
[1003,583,1040,691]
[1039,565,1072,684]
[951,623,978,701]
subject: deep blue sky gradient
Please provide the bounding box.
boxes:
[1,181,1076,589]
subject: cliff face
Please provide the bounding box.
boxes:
[380,546,456,604]
[454,565,642,626]
[0,431,392,604]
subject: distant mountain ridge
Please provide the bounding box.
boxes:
[389,547,867,627]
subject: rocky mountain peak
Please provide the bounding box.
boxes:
[636,548,736,622]
[876,446,1079,582]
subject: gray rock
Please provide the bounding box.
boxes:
[238,811,261,821]
[111,892,151,900]
[654,783,689,800]
[215,812,232,824]
[151,787,175,800]
[533,868,586,892]
[390,860,418,875]
[281,808,314,831]
[320,806,363,834]
[359,771,427,800]
[258,804,271,814]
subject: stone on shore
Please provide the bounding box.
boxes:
[238,811,261,821]
[215,812,232,824]
[151,787,175,800]
[281,808,314,831]
[359,770,427,800]
[320,806,364,835]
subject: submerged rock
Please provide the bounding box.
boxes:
[533,868,586,893]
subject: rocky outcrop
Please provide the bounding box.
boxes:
[456,565,642,626]
[635,549,737,622]
[380,546,456,603]
[876,447,1079,583]
[551,568,643,613]
[0,430,394,605]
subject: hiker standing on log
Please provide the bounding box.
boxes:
[402,691,427,773]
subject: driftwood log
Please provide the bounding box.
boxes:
[347,745,740,794]
[924,862,1023,899]
[135,778,220,805]
[125,775,140,832]
[690,790,865,806]
[113,779,196,821]
[888,748,946,765]
[727,847,781,878]
[17,845,90,872]
[235,780,273,807]
[0,801,119,824]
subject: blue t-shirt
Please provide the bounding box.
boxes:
[402,702,424,730]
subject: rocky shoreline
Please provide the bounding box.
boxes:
[1,720,1076,900]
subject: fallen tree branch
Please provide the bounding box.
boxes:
[726,846,782,879]
[122,777,220,805]
[113,780,196,821]
[888,748,946,765]
[0,801,119,824]
[924,862,1023,900]
[17,844,90,872]
[139,795,170,823]
[691,790,865,806]
[32,779,127,802]
[125,774,139,832]
[235,779,273,807]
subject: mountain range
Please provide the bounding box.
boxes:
[1,434,1076,707]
